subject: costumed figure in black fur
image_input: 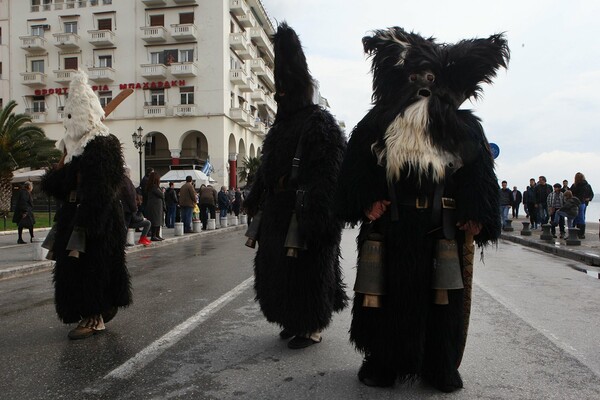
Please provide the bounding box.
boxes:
[336,27,509,391]
[244,23,348,349]
[41,70,132,340]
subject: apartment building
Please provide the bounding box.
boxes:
[1,0,278,186]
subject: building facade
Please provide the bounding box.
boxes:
[0,0,277,186]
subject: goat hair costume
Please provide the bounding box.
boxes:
[41,70,131,324]
[336,28,508,391]
[244,23,347,336]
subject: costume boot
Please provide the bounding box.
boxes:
[357,354,396,387]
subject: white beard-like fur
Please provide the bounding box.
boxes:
[374,99,458,183]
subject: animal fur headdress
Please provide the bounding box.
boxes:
[273,22,315,118]
[57,69,109,163]
[363,27,509,182]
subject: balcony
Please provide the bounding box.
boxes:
[229,32,249,52]
[229,0,249,16]
[54,69,77,84]
[141,64,168,79]
[53,32,80,49]
[88,30,115,46]
[170,62,198,77]
[249,58,266,74]
[250,121,267,135]
[251,88,266,103]
[141,0,167,6]
[262,94,277,114]
[229,108,254,127]
[173,0,197,3]
[57,107,65,122]
[88,67,116,82]
[141,26,167,43]
[237,43,256,61]
[143,105,167,118]
[237,11,256,28]
[239,77,256,93]
[174,104,197,117]
[248,27,274,61]
[230,69,248,86]
[170,24,198,41]
[20,72,47,87]
[25,110,47,124]
[20,36,47,52]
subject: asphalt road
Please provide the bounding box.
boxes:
[1,228,599,399]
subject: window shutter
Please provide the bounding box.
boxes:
[98,19,112,31]
[64,57,78,70]
[179,13,194,24]
[150,15,164,27]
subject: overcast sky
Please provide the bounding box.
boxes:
[261,0,600,196]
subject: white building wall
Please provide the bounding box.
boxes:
[5,0,275,187]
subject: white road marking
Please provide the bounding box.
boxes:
[104,276,253,380]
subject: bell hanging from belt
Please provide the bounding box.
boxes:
[284,211,307,257]
[432,239,464,305]
[244,210,263,248]
[354,232,386,308]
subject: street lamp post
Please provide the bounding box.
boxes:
[131,126,145,183]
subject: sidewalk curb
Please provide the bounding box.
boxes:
[500,233,600,269]
[0,225,247,281]
[0,227,52,236]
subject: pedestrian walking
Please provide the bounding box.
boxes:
[178,176,196,233]
[13,181,35,244]
[165,182,178,228]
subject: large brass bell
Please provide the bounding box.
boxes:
[244,210,263,248]
[432,239,464,304]
[284,211,307,257]
[354,232,385,307]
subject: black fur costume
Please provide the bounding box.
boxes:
[42,134,131,323]
[244,23,347,336]
[336,27,508,391]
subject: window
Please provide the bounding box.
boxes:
[149,15,164,27]
[32,96,46,113]
[98,55,112,68]
[150,52,164,65]
[150,89,165,106]
[97,19,112,31]
[31,60,45,73]
[179,13,194,24]
[98,91,112,108]
[180,87,194,105]
[179,49,193,63]
[64,57,78,70]
[64,21,78,34]
[31,25,44,37]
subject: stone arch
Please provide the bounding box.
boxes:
[180,130,209,164]
[249,143,256,158]
[238,138,246,162]
[228,134,237,154]
[144,131,170,177]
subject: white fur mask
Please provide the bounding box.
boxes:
[57,69,109,163]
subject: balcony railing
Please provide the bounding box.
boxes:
[140,26,167,42]
[230,69,248,86]
[143,105,168,118]
[53,32,80,49]
[263,94,277,114]
[20,72,47,87]
[88,67,116,82]
[24,109,47,123]
[237,11,256,28]
[248,27,274,61]
[229,32,249,52]
[250,121,267,135]
[88,30,115,46]
[20,36,47,52]
[174,104,197,116]
[251,89,266,104]
[141,64,168,78]
[229,0,249,16]
[141,0,167,6]
[170,24,198,41]
[170,62,198,77]
[229,107,254,127]
[173,0,197,3]
[54,69,77,83]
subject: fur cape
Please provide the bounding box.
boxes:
[42,134,131,323]
[244,23,347,335]
[336,27,508,388]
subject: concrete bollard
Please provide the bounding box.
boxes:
[32,237,48,261]
[174,222,184,236]
[207,218,216,230]
[126,228,135,246]
[540,224,554,241]
[193,220,202,233]
[231,216,239,226]
[566,227,581,246]
[220,217,228,228]
[502,219,514,232]
[520,222,532,236]
[240,214,248,225]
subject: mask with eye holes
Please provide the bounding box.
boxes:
[57,69,109,163]
[363,27,509,182]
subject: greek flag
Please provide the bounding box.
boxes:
[202,160,213,175]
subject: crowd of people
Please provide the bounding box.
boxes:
[500,173,594,239]
[120,167,248,245]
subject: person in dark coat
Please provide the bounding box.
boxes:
[41,70,131,340]
[244,23,348,349]
[218,186,230,218]
[233,188,243,216]
[120,168,151,246]
[336,27,507,392]
[165,182,178,228]
[145,172,166,241]
[13,181,35,244]
[570,172,594,239]
[511,186,522,218]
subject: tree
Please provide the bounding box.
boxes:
[238,156,261,186]
[0,100,61,216]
